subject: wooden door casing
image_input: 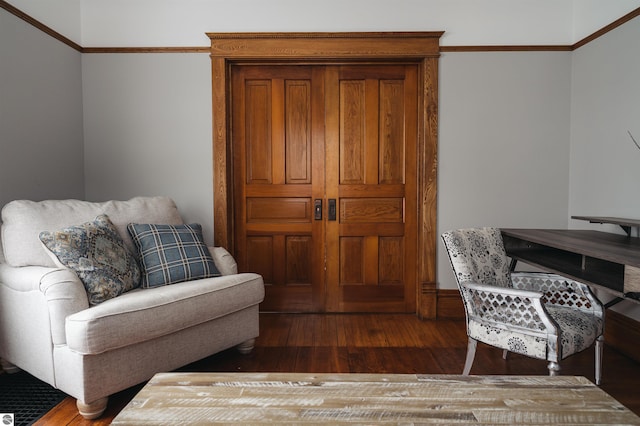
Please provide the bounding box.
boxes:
[210,32,441,317]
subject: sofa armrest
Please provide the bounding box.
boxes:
[40,268,90,345]
[0,262,60,292]
[209,247,238,276]
[0,263,89,346]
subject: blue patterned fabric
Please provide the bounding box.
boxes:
[39,215,141,305]
[127,223,221,288]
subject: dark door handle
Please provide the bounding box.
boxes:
[314,199,322,220]
[328,199,336,221]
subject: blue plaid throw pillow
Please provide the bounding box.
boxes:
[127,223,221,288]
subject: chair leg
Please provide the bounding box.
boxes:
[595,335,604,385]
[548,361,560,376]
[463,337,477,375]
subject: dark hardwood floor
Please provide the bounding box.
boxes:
[37,313,640,425]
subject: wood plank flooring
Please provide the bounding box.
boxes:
[36,314,640,425]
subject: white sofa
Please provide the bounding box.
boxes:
[0,196,264,419]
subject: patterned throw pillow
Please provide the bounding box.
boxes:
[39,215,141,305]
[127,223,221,288]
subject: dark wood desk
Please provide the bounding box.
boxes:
[501,228,640,303]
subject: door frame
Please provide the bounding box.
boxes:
[208,32,442,318]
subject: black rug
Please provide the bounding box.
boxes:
[0,372,66,426]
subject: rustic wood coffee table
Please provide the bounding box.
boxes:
[112,372,639,425]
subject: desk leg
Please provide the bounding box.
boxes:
[509,258,518,271]
[595,335,604,385]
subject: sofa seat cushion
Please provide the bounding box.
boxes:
[65,273,264,355]
[1,197,183,268]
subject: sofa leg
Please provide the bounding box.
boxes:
[0,359,20,374]
[77,397,108,420]
[237,338,256,355]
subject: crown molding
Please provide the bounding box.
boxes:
[0,0,82,52]
[2,1,639,54]
[82,47,210,54]
[441,45,571,52]
[572,7,640,50]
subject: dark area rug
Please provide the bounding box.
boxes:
[0,371,66,426]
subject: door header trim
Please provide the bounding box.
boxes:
[208,32,442,59]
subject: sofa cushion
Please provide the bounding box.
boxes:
[1,197,183,267]
[128,223,220,288]
[65,273,264,355]
[39,215,141,305]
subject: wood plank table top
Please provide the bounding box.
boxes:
[111,372,640,425]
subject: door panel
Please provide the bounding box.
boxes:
[340,198,404,223]
[246,198,312,222]
[379,79,406,184]
[245,80,272,184]
[285,80,312,184]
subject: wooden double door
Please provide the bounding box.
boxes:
[232,63,418,313]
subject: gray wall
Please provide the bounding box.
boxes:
[0,9,84,209]
[569,16,640,318]
[570,17,640,222]
[438,51,572,289]
[81,53,214,243]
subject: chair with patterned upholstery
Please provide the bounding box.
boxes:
[441,227,605,384]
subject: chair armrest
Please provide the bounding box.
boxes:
[511,272,604,317]
[460,281,558,336]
